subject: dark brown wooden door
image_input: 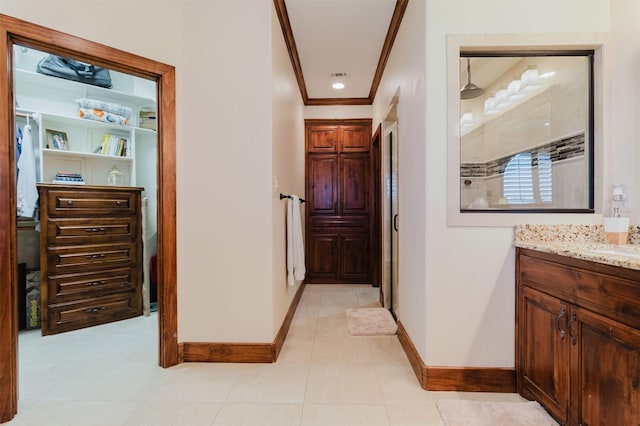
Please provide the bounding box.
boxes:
[519,286,570,424]
[305,119,376,284]
[574,306,640,426]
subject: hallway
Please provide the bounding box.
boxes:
[11,285,522,425]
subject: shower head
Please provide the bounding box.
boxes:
[460,58,485,100]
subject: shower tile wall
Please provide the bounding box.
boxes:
[460,132,585,208]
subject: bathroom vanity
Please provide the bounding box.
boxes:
[516,241,640,426]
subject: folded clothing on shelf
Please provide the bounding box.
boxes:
[76,98,132,119]
[78,108,128,126]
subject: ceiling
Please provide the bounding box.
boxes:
[275,0,407,106]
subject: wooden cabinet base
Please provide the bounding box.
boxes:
[516,248,640,426]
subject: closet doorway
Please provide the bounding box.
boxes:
[0,15,178,423]
[382,97,399,317]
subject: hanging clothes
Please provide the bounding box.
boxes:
[15,123,23,178]
[17,123,38,218]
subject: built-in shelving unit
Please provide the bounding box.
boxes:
[14,61,157,187]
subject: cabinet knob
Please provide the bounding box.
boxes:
[115,200,122,206]
[67,200,73,205]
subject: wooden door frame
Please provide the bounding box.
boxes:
[0,15,178,423]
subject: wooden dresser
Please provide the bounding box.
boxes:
[38,184,144,335]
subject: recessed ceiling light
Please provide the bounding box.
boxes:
[330,72,347,90]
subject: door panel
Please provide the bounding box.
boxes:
[519,286,570,424]
[576,307,640,426]
[340,155,369,215]
[341,234,370,281]
[307,126,338,153]
[308,155,338,214]
[307,234,339,279]
[341,126,370,152]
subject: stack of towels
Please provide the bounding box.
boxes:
[77,98,132,126]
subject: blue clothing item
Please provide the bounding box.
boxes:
[16,123,23,178]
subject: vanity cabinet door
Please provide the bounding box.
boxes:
[519,286,570,424]
[573,306,640,426]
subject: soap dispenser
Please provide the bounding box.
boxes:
[604,183,629,244]
[612,183,625,218]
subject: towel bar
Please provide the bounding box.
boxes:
[279,193,306,203]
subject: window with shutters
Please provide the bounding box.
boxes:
[503,153,534,204]
[537,152,553,203]
[503,151,553,205]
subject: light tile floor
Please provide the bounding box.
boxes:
[10,284,523,425]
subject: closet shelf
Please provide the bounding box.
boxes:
[14,68,155,107]
[42,148,134,162]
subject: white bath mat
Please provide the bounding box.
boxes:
[436,400,559,426]
[346,307,397,336]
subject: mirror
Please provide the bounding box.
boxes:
[459,52,594,213]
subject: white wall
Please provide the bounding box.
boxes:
[305,105,372,119]
[608,0,640,222]
[371,0,427,357]
[178,1,274,342]
[423,1,611,367]
[271,5,306,331]
[1,0,304,344]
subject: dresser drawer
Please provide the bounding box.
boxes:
[47,243,138,274]
[47,267,138,303]
[45,218,138,245]
[45,292,140,335]
[43,188,139,216]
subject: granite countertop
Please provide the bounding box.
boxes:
[514,224,640,271]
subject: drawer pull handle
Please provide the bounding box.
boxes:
[85,227,107,233]
[85,306,106,314]
[86,280,107,286]
[568,311,578,345]
[85,254,107,259]
[67,200,73,205]
[116,201,122,206]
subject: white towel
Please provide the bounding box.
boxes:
[286,195,306,286]
[17,124,38,218]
